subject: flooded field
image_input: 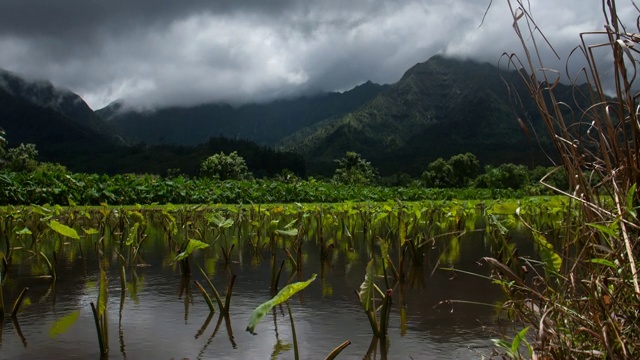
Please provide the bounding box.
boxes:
[0,200,566,359]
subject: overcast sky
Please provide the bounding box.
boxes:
[0,0,635,110]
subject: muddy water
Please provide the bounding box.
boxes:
[0,225,534,359]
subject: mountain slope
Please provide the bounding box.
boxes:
[281,55,556,175]
[0,69,123,167]
[97,81,388,146]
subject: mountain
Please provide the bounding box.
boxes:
[0,69,124,167]
[0,69,305,176]
[97,81,389,146]
[280,55,559,175]
[1,56,580,178]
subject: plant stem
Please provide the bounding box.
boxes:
[11,287,29,318]
[286,303,299,360]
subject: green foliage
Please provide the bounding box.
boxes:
[448,152,480,187]
[174,239,209,261]
[475,163,529,190]
[0,171,533,206]
[49,220,80,240]
[421,158,453,188]
[422,153,479,188]
[333,151,379,185]
[0,127,6,158]
[200,151,252,180]
[3,143,39,172]
[492,327,532,359]
[246,274,317,334]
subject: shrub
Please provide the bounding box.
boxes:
[200,151,252,180]
[474,163,529,190]
[4,143,39,173]
[333,151,379,186]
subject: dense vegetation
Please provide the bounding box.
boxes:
[0,133,565,206]
[484,1,640,359]
[0,169,534,206]
[99,81,387,147]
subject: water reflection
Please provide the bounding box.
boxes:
[0,207,541,360]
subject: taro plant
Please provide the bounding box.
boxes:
[194,266,236,315]
[175,238,209,276]
[122,209,147,266]
[245,274,349,360]
[90,268,109,355]
[357,259,393,339]
[246,273,317,334]
[45,219,82,282]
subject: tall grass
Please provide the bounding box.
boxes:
[488,0,640,358]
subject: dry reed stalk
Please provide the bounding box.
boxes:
[488,0,640,358]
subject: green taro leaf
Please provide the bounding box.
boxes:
[126,223,140,246]
[49,311,80,338]
[98,268,108,318]
[175,239,210,261]
[246,273,317,334]
[533,232,562,273]
[358,259,376,311]
[16,227,32,235]
[49,220,80,240]
[83,228,100,235]
[275,228,298,237]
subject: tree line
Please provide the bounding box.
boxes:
[1,126,566,194]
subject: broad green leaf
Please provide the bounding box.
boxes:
[491,201,519,215]
[246,273,317,334]
[533,232,562,273]
[270,273,317,307]
[275,228,298,237]
[32,205,53,216]
[83,228,100,235]
[126,223,139,246]
[16,227,32,235]
[49,220,80,240]
[49,311,80,338]
[175,239,210,261]
[98,268,108,318]
[399,218,406,243]
[358,259,376,311]
[210,214,234,228]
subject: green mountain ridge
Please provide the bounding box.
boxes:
[98,80,389,147]
[281,55,558,175]
[1,55,587,177]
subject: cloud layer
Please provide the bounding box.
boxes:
[0,0,633,109]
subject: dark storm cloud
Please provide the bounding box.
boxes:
[0,0,633,109]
